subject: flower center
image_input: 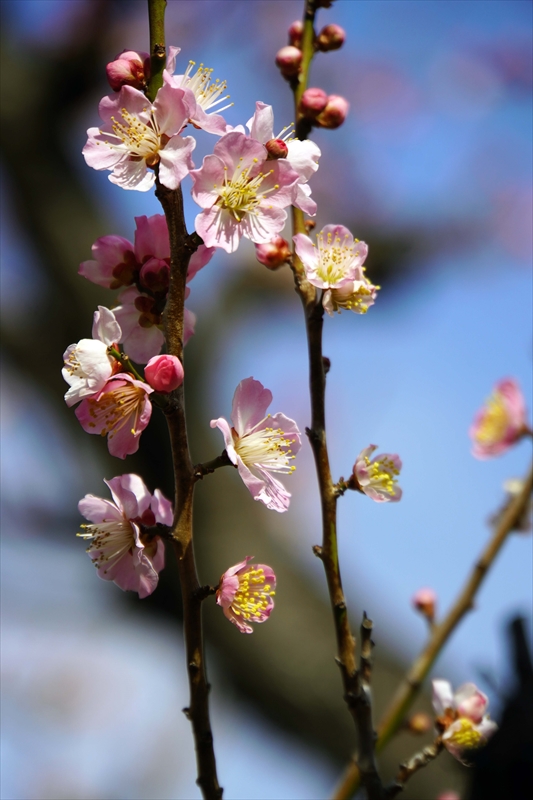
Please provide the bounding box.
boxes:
[475,394,508,444]
[332,281,376,313]
[235,417,296,474]
[180,61,232,114]
[446,718,484,750]
[232,568,275,621]
[365,456,399,495]
[107,107,160,160]
[86,382,146,438]
[77,520,134,574]
[316,230,362,285]
[217,160,276,222]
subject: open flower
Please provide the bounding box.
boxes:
[191,131,299,253]
[470,379,528,459]
[216,556,276,634]
[164,61,231,135]
[294,225,378,315]
[432,679,497,763]
[83,82,196,191]
[210,377,301,512]
[352,444,402,502]
[78,474,172,598]
[62,306,122,407]
[75,373,153,458]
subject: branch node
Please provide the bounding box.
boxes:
[312,544,324,559]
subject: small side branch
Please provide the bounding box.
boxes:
[385,739,444,798]
[194,451,234,481]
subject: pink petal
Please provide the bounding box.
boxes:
[79,235,134,287]
[254,468,291,512]
[190,155,226,208]
[184,307,196,345]
[455,683,488,723]
[286,138,321,181]
[151,538,166,574]
[247,101,274,143]
[432,679,454,715]
[82,129,124,170]
[217,574,240,607]
[153,81,192,136]
[92,306,121,345]
[210,417,238,465]
[152,489,174,526]
[223,606,253,634]
[78,494,122,524]
[213,131,267,174]
[194,206,241,252]
[231,377,273,435]
[187,245,216,282]
[158,134,196,190]
[122,325,165,364]
[109,157,154,192]
[239,205,287,245]
[293,233,318,273]
[134,214,170,262]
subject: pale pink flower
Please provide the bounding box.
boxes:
[412,587,437,623]
[83,82,196,191]
[106,46,180,93]
[190,131,300,253]
[62,306,122,407]
[164,61,231,135]
[470,378,528,459]
[75,373,153,459]
[293,225,378,315]
[432,679,497,763]
[216,556,276,634]
[210,377,301,512]
[78,474,172,598]
[144,354,184,393]
[353,444,402,502]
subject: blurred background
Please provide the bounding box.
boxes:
[1,1,532,798]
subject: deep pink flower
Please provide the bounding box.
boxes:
[411,587,437,623]
[210,377,301,512]
[432,679,497,763]
[470,379,528,459]
[216,556,276,634]
[75,373,153,459]
[78,474,172,598]
[353,444,402,502]
[144,354,184,393]
[83,82,196,191]
[294,224,378,315]
[191,131,300,253]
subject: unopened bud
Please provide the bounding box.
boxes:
[265,138,289,160]
[316,23,346,52]
[300,87,328,119]
[139,257,170,294]
[288,20,304,48]
[412,587,437,623]
[255,237,291,270]
[275,46,302,78]
[106,49,150,92]
[145,354,184,393]
[315,95,349,129]
[407,712,432,735]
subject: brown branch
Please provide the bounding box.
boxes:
[385,738,444,798]
[333,460,533,799]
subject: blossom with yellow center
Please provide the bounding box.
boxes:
[352,444,402,503]
[432,679,497,763]
[216,556,276,634]
[470,378,527,459]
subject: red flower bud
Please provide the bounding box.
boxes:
[265,138,289,159]
[299,87,328,119]
[316,23,346,52]
[255,237,291,270]
[315,95,349,129]
[288,20,303,48]
[106,49,150,92]
[275,46,302,78]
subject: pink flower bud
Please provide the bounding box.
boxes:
[265,138,289,159]
[412,587,437,623]
[316,23,346,52]
[300,87,329,119]
[275,46,302,78]
[139,257,170,293]
[144,355,184,393]
[106,50,150,92]
[315,95,349,129]
[255,237,291,270]
[407,712,432,734]
[288,20,303,48]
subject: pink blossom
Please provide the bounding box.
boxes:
[62,306,122,407]
[164,61,231,135]
[432,679,497,763]
[352,444,402,502]
[106,46,180,93]
[411,587,437,623]
[191,131,300,253]
[210,377,301,512]
[83,82,196,191]
[255,237,291,270]
[144,355,184,393]
[78,474,172,598]
[470,378,528,459]
[294,225,378,315]
[216,556,276,634]
[75,373,153,459]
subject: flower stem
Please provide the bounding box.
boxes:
[332,461,533,800]
[147,0,167,102]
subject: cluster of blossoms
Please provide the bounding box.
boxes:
[432,680,497,763]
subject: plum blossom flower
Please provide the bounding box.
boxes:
[164,61,231,135]
[432,679,497,763]
[78,474,172,598]
[191,132,300,253]
[294,225,378,315]
[216,556,276,634]
[144,354,184,393]
[75,373,153,459]
[470,378,528,459]
[352,444,402,502]
[210,377,301,512]
[83,82,196,191]
[62,306,121,407]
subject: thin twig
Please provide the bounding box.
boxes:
[384,738,444,798]
[193,451,234,481]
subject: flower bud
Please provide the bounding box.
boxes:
[315,95,349,129]
[412,587,437,623]
[316,23,346,52]
[106,50,150,92]
[275,46,302,78]
[265,138,289,159]
[139,257,170,293]
[407,712,432,735]
[144,354,184,393]
[288,20,304,48]
[300,87,329,119]
[255,237,291,270]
